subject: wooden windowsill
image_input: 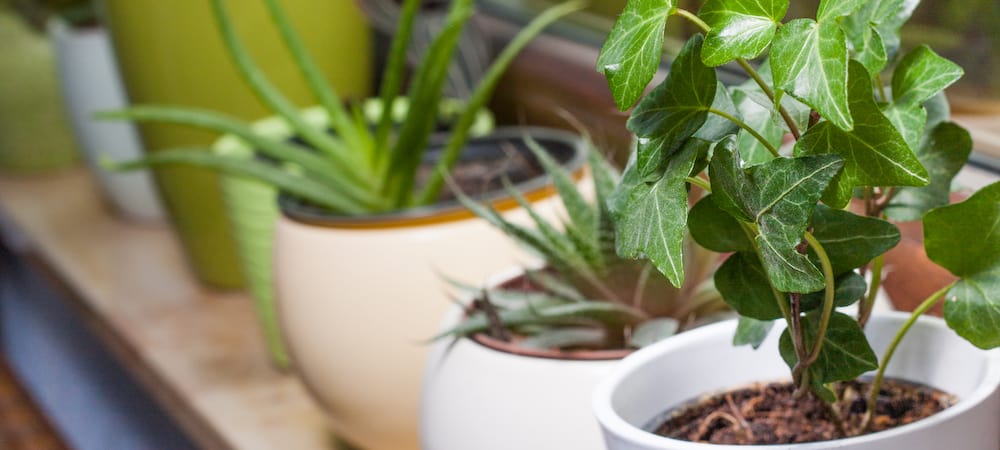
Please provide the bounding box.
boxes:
[0,168,334,450]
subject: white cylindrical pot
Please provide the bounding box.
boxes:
[49,18,163,222]
[274,128,589,450]
[593,312,1000,450]
[421,269,625,450]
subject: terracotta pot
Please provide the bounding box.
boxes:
[421,268,629,450]
[101,0,372,287]
[214,102,493,368]
[273,128,589,450]
[49,18,164,222]
[593,313,1000,449]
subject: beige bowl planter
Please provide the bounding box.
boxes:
[593,313,1000,450]
[274,128,588,450]
[421,269,627,450]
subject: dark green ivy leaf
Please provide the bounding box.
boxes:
[885,122,973,222]
[597,0,675,110]
[715,253,784,320]
[795,61,929,208]
[779,311,878,384]
[710,138,844,293]
[734,316,774,349]
[925,182,1000,349]
[731,87,783,166]
[697,0,788,67]
[627,35,717,177]
[771,18,853,132]
[688,195,754,253]
[810,205,901,275]
[800,271,868,311]
[693,82,740,142]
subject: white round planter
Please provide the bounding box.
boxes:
[420,269,626,450]
[274,128,590,450]
[593,312,1000,450]
[48,18,163,222]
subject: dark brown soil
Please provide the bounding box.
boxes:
[655,378,956,445]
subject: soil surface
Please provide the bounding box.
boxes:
[656,378,956,445]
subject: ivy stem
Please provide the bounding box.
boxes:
[708,108,780,157]
[858,255,884,329]
[875,73,889,103]
[685,176,712,192]
[794,232,837,386]
[860,282,955,432]
[674,8,802,142]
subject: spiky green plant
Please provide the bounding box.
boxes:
[441,137,727,351]
[102,0,582,213]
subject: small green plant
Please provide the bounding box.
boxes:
[598,0,1000,435]
[442,137,726,350]
[103,0,582,213]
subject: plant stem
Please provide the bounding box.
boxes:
[685,176,712,192]
[708,108,780,157]
[674,8,709,33]
[875,73,889,103]
[793,232,837,394]
[861,282,955,432]
[858,255,884,329]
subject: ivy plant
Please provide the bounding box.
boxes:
[599,0,998,435]
[102,0,581,214]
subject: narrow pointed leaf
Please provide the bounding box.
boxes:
[627,35,716,177]
[795,61,929,208]
[526,270,587,303]
[892,45,964,108]
[810,205,901,275]
[710,140,844,293]
[925,182,1000,349]
[715,253,785,320]
[886,122,973,221]
[771,18,853,131]
[697,0,788,67]
[597,0,675,110]
[734,316,774,349]
[611,140,704,287]
[526,135,597,240]
[688,195,753,253]
[779,311,878,383]
[521,328,608,350]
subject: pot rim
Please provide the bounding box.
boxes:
[592,312,1000,449]
[277,126,587,229]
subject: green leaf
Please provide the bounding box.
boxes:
[688,195,753,253]
[734,316,774,349]
[885,122,973,221]
[925,182,1000,349]
[627,34,716,177]
[795,61,929,208]
[715,253,784,320]
[923,92,951,136]
[737,61,811,134]
[817,0,866,22]
[801,271,868,311]
[779,311,878,384]
[597,0,675,110]
[843,0,918,70]
[525,270,587,303]
[845,25,887,77]
[697,0,788,67]
[525,135,598,241]
[611,140,704,287]
[631,318,680,348]
[881,102,927,153]
[694,83,740,142]
[892,45,964,108]
[710,140,844,293]
[771,18,853,131]
[810,205,901,275]
[731,87,783,166]
[521,328,608,350]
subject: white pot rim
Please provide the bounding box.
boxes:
[592,311,1000,449]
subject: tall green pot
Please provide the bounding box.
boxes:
[100,0,372,287]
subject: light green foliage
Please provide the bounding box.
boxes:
[734,316,773,349]
[104,0,581,214]
[925,182,1000,349]
[771,19,852,131]
[697,0,788,67]
[842,0,919,75]
[597,0,675,110]
[892,45,964,108]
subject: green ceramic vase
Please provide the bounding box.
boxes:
[101,0,372,288]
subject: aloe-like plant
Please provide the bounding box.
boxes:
[442,137,727,351]
[103,0,582,213]
[598,0,1000,436]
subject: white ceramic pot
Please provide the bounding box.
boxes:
[593,312,1000,450]
[274,128,589,450]
[48,18,163,222]
[420,268,626,450]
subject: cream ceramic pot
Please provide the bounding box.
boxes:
[274,128,588,450]
[593,313,1000,450]
[421,269,626,450]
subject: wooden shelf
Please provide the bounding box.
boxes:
[0,168,333,450]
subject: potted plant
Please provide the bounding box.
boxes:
[589,0,1000,448]
[105,0,585,447]
[421,137,728,450]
